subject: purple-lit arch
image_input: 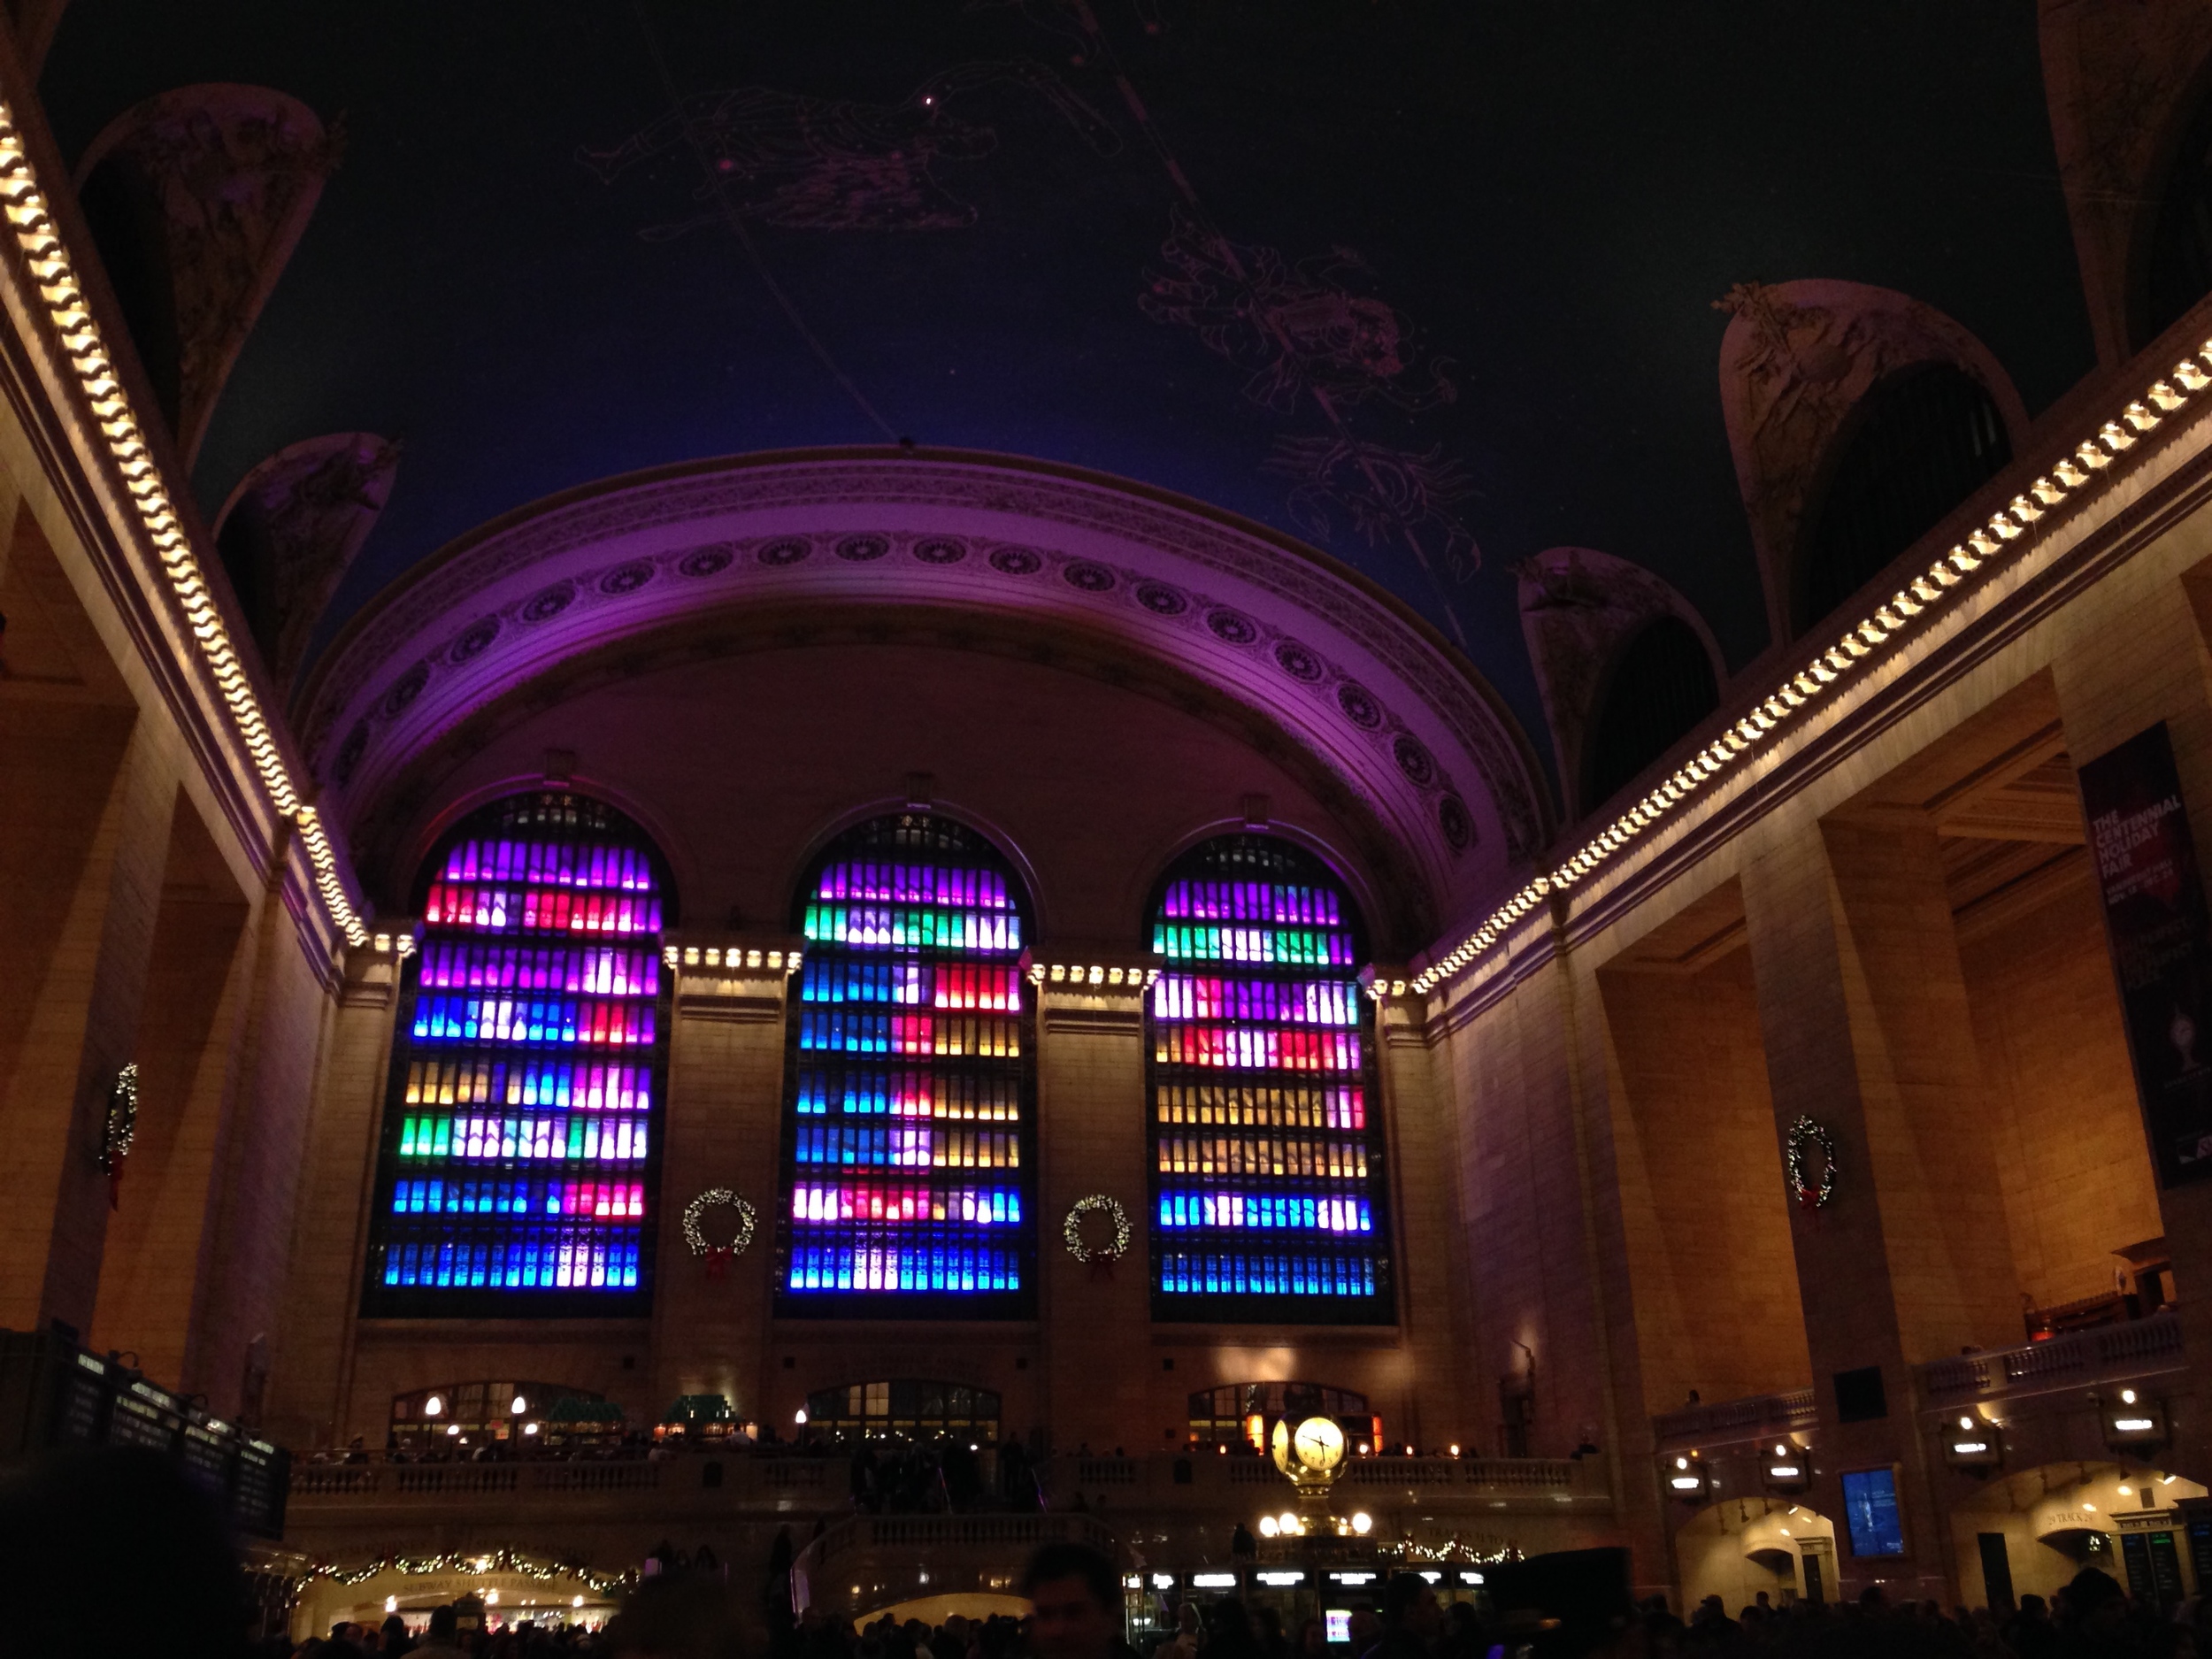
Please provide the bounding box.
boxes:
[298,449,1550,936]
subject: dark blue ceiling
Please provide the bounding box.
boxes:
[40,1,2095,758]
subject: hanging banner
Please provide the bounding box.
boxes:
[2079,722,2212,1187]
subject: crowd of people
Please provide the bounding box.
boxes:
[12,1443,2212,1659]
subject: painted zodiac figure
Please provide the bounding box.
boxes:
[580,61,1118,235]
[1141,207,1455,414]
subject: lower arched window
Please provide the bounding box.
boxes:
[1187,1381,1378,1451]
[1146,835,1394,1324]
[388,1380,612,1453]
[804,1379,1003,1443]
[1582,617,1719,810]
[1798,363,2009,634]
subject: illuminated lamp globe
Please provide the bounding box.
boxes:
[523,1422,540,1436]
[423,1394,444,1417]
[574,1596,585,1609]
[795,1409,809,1425]
[486,1591,500,1607]
[1675,1456,1689,1470]
[386,1598,398,1614]
[1959,1417,1974,1430]
[2122,1389,2138,1405]
[1352,1512,1372,1535]
[511,1394,528,1415]
[447,1424,461,1437]
[1279,1511,1301,1536]
[1258,1517,1279,1539]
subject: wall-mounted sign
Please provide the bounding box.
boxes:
[2078,723,2212,1187]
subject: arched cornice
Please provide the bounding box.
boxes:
[301,449,1549,926]
[351,603,1442,954]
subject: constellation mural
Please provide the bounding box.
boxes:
[1263,438,1479,582]
[971,0,1484,642]
[1141,207,1455,416]
[579,61,1119,236]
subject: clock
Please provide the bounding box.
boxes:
[1271,1414,1347,1476]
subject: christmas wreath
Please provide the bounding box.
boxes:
[682,1189,757,1259]
[1063,1194,1133,1263]
[1784,1117,1839,1209]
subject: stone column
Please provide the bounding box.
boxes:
[88,799,257,1383]
[0,705,175,1335]
[1741,816,2021,1601]
[1377,991,1478,1451]
[1035,972,1151,1454]
[2054,563,2212,1483]
[648,951,794,1432]
[265,941,404,1450]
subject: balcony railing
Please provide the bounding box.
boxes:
[1651,1389,1816,1447]
[288,1448,1608,1513]
[1919,1310,2185,1402]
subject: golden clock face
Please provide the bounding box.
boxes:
[1270,1417,1294,1476]
[1292,1415,1346,1471]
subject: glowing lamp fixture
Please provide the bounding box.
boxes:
[795,1409,808,1425]
[573,1596,586,1609]
[2122,1389,2138,1405]
[1257,1517,1279,1538]
[523,1422,540,1435]
[386,1597,398,1613]
[511,1394,528,1415]
[1351,1511,1372,1535]
[1279,1510,1302,1536]
[423,1394,444,1417]
[446,1425,460,1437]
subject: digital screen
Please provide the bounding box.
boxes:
[1842,1468,1905,1556]
[1325,1612,1350,1645]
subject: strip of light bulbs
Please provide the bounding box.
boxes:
[1408,357,2207,997]
[0,104,370,947]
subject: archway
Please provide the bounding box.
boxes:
[1949,1462,2209,1613]
[1674,1496,1839,1617]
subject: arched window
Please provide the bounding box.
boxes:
[1798,363,2009,634]
[2142,87,2212,349]
[363,792,671,1315]
[1582,617,1719,810]
[777,814,1036,1315]
[388,1380,612,1453]
[803,1379,1003,1443]
[1187,1381,1376,1450]
[1147,836,1394,1323]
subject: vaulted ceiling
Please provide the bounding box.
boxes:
[38,1,2096,812]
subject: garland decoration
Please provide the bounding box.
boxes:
[682,1189,757,1279]
[1784,1116,1839,1210]
[296,1546,632,1596]
[100,1064,139,1210]
[1063,1194,1133,1268]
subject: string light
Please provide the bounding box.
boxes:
[0,105,371,946]
[1409,341,2212,997]
[295,1547,631,1596]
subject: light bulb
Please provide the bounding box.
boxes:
[1448,1444,1461,1457]
[1352,1512,1372,1535]
[1279,1511,1300,1535]
[386,1597,398,1613]
[574,1596,585,1608]
[424,1394,444,1417]
[511,1395,528,1415]
[1676,1457,1690,1471]
[795,1409,808,1425]
[1259,1517,1279,1538]
[1959,1417,1973,1430]
[2122,1389,2138,1405]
